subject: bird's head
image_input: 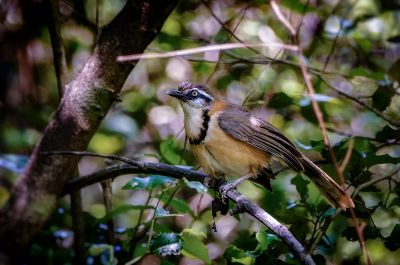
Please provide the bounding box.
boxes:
[167,82,214,111]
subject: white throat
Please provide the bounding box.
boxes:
[181,103,205,139]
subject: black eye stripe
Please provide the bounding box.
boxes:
[199,94,212,103]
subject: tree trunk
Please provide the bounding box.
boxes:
[0,0,178,263]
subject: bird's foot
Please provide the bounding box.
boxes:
[211,198,229,232]
[204,175,218,189]
[207,177,229,232]
[218,174,251,202]
[218,182,237,203]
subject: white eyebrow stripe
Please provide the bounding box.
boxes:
[197,89,213,100]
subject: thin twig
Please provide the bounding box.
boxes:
[352,167,400,198]
[128,189,153,257]
[323,80,400,127]
[202,1,250,84]
[56,151,315,265]
[117,42,298,62]
[201,0,265,58]
[46,0,67,98]
[339,138,354,173]
[101,179,115,245]
[308,210,341,253]
[270,0,296,36]
[95,0,100,39]
[326,128,390,143]
[70,188,86,265]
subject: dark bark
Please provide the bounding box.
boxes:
[0,0,178,263]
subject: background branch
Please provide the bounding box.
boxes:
[268,2,372,264]
[45,0,67,98]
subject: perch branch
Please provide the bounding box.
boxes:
[58,151,315,265]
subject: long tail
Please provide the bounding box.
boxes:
[301,156,354,209]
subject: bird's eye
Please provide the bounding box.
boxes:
[191,91,198,97]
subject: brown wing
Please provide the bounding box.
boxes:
[218,105,304,171]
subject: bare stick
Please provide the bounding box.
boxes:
[117,42,298,62]
[270,0,296,36]
[339,139,354,173]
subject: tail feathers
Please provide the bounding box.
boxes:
[301,156,355,209]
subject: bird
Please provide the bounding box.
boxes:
[167,81,354,209]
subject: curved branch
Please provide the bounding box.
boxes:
[63,156,315,265]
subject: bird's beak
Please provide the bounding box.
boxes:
[167,89,186,101]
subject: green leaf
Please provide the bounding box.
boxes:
[89,243,118,264]
[154,207,182,218]
[385,224,400,251]
[151,233,182,256]
[181,229,210,265]
[98,204,154,223]
[281,0,315,13]
[267,92,293,109]
[132,243,148,260]
[389,197,400,208]
[371,84,396,111]
[183,178,207,193]
[123,175,176,191]
[162,197,194,216]
[320,208,337,221]
[375,126,400,142]
[363,153,400,167]
[160,139,185,165]
[224,245,255,265]
[342,226,382,242]
[388,59,400,82]
[353,138,374,153]
[349,67,385,80]
[291,175,310,201]
[255,231,278,252]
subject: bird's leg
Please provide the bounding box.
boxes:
[211,198,229,232]
[219,173,253,202]
[206,176,229,232]
[204,175,218,189]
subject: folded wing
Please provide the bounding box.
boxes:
[218,105,304,172]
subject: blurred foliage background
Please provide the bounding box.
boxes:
[1,0,400,264]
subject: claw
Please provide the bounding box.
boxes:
[218,173,252,201]
[219,182,236,203]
